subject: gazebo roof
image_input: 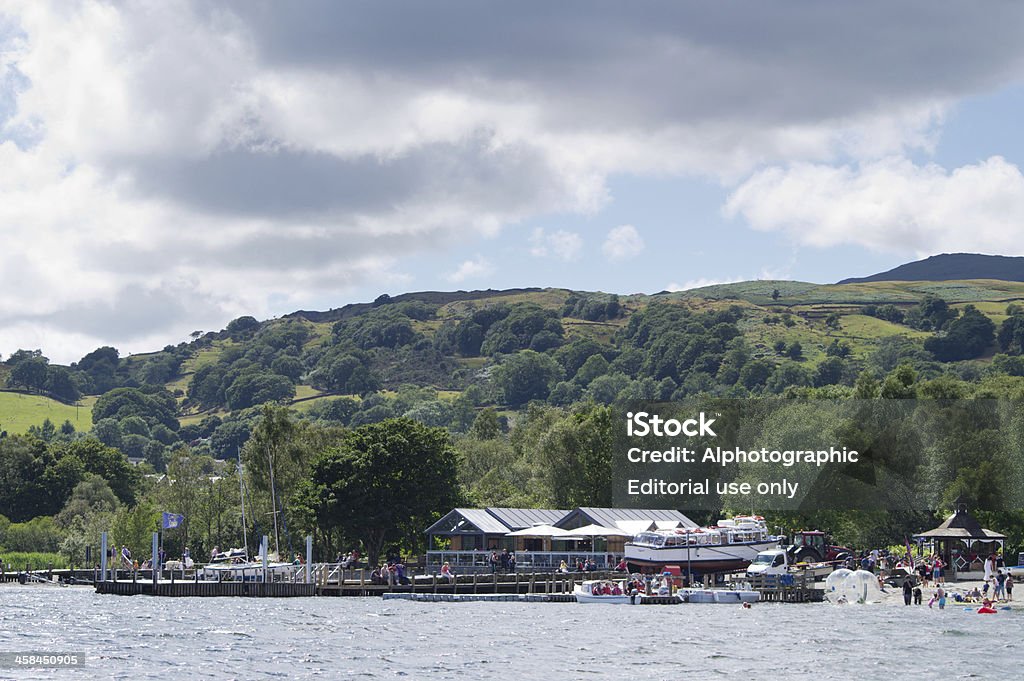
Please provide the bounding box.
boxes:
[913,503,1005,541]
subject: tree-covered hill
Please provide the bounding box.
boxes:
[5,278,1024,472]
[8,278,1024,564]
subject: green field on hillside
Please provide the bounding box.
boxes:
[0,391,93,434]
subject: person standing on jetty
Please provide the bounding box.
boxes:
[120,545,132,568]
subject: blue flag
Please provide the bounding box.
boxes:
[162,512,185,529]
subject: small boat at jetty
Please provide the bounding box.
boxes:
[624,515,777,573]
[574,579,636,604]
[676,587,759,603]
[197,547,297,582]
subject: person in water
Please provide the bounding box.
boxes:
[902,577,913,605]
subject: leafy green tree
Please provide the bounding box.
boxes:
[880,364,917,399]
[226,315,260,340]
[739,359,774,390]
[997,314,1024,355]
[8,356,49,392]
[0,436,59,521]
[91,418,123,450]
[92,387,179,431]
[75,346,120,394]
[924,305,995,362]
[574,354,610,386]
[305,397,359,426]
[585,372,630,404]
[44,366,81,402]
[209,420,251,459]
[469,408,501,440]
[56,473,119,528]
[813,357,846,387]
[826,340,852,358]
[56,438,141,505]
[765,361,812,393]
[548,380,583,406]
[293,418,460,563]
[554,337,607,377]
[3,516,63,552]
[493,351,563,407]
[224,371,295,410]
[533,404,615,508]
[5,348,42,365]
[111,501,159,562]
[120,415,151,438]
[270,355,304,382]
[480,303,563,356]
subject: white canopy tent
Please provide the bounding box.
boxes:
[562,524,634,539]
[505,524,576,538]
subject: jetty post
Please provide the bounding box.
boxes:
[151,532,159,585]
[261,535,269,583]
[100,532,108,582]
[305,535,312,584]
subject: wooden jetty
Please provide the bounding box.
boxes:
[746,573,825,602]
[28,563,826,602]
[96,580,315,597]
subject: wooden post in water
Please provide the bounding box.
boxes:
[151,532,159,586]
[100,532,108,583]
[305,536,312,585]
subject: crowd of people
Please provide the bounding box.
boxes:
[370,559,409,585]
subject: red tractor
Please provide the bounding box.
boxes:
[786,530,852,564]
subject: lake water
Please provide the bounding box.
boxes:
[1,584,1021,680]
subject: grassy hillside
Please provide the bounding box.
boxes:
[8,278,1024,436]
[0,391,94,434]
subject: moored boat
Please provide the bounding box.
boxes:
[624,515,777,574]
[197,561,297,582]
[574,579,636,604]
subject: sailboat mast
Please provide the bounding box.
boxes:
[237,455,248,558]
[267,442,281,557]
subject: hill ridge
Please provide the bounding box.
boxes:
[837,253,1024,284]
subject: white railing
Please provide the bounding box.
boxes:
[425,550,620,572]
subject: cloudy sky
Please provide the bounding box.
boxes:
[3,2,1024,363]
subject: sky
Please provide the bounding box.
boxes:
[3,2,1024,363]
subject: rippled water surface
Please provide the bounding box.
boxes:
[1,584,1021,680]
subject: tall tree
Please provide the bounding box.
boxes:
[293,418,460,564]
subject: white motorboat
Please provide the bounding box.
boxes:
[677,587,760,603]
[711,589,760,604]
[624,515,777,573]
[574,579,637,604]
[677,588,716,603]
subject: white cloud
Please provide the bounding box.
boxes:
[665,276,745,292]
[529,228,583,261]
[446,256,493,283]
[602,224,645,262]
[724,156,1024,255]
[3,2,1024,359]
